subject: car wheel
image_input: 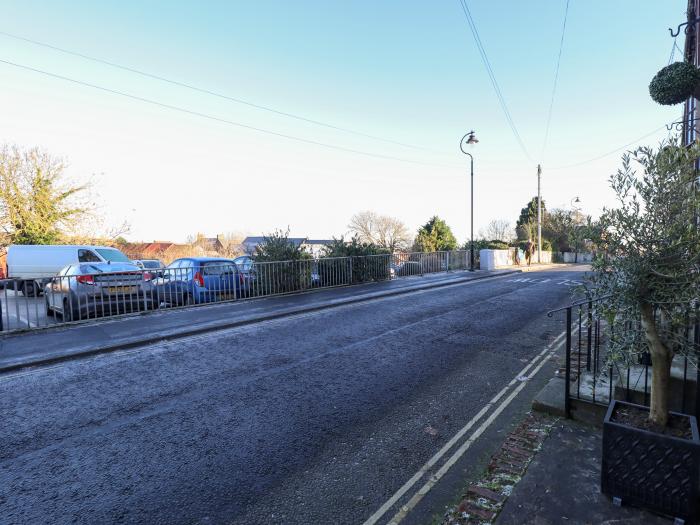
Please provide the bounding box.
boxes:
[46,299,55,317]
[183,294,194,306]
[62,300,74,322]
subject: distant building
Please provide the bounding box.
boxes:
[193,234,224,254]
[301,239,334,258]
[242,236,333,257]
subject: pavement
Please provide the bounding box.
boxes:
[0,266,581,525]
[0,266,566,373]
[496,418,670,524]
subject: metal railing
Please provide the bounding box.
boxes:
[0,250,472,333]
[549,298,700,418]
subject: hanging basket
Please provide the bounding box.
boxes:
[649,62,700,105]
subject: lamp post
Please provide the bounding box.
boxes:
[460,131,479,271]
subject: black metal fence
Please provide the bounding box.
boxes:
[550,299,700,418]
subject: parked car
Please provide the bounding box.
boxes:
[132,259,165,278]
[390,260,421,277]
[44,262,156,321]
[154,257,246,306]
[233,255,257,294]
[7,244,132,297]
[133,259,164,270]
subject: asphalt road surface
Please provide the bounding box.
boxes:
[0,267,584,525]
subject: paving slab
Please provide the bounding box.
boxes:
[497,418,670,524]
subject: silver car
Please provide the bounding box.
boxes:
[44,262,156,322]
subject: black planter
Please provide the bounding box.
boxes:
[602,400,700,522]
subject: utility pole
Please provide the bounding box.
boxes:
[537,164,542,264]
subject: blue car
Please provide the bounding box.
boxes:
[154,257,245,306]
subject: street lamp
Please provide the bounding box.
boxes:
[460,130,478,271]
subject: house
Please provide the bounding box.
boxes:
[242,236,332,257]
[301,239,334,258]
[193,235,224,254]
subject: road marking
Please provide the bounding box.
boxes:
[362,329,567,525]
[386,340,560,525]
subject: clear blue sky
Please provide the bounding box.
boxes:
[0,1,686,243]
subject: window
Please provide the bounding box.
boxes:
[94,248,131,263]
[78,250,101,263]
[201,262,236,275]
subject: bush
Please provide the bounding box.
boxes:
[253,229,312,293]
[649,62,700,105]
[320,236,390,285]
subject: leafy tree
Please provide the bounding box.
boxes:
[516,197,546,241]
[348,211,411,252]
[413,216,457,252]
[587,139,700,427]
[0,145,90,244]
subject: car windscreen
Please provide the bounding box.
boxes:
[141,261,162,269]
[95,248,131,263]
[201,262,236,275]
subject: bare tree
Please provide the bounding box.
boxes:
[348,211,411,252]
[218,232,245,257]
[479,219,515,242]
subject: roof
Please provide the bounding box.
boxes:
[243,236,306,247]
[303,239,333,245]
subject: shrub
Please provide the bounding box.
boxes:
[253,229,312,293]
[320,236,390,285]
[649,62,700,105]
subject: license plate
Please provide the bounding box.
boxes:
[107,286,138,294]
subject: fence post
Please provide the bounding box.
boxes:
[587,301,592,371]
[349,256,353,285]
[695,310,700,418]
[565,306,572,418]
[446,251,450,273]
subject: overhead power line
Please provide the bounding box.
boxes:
[0,30,437,153]
[457,0,535,163]
[540,0,570,161]
[548,124,669,170]
[0,58,462,169]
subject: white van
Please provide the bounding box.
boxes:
[6,245,133,296]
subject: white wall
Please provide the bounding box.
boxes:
[480,249,552,270]
[562,252,593,263]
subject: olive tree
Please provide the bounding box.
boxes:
[588,139,700,427]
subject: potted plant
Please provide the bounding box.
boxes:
[588,138,700,521]
[649,61,700,105]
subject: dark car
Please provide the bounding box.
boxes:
[44,262,156,321]
[154,257,246,306]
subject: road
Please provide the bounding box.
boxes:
[0,267,584,525]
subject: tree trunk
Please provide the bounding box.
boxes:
[640,303,673,427]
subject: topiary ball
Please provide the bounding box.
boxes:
[649,62,700,105]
